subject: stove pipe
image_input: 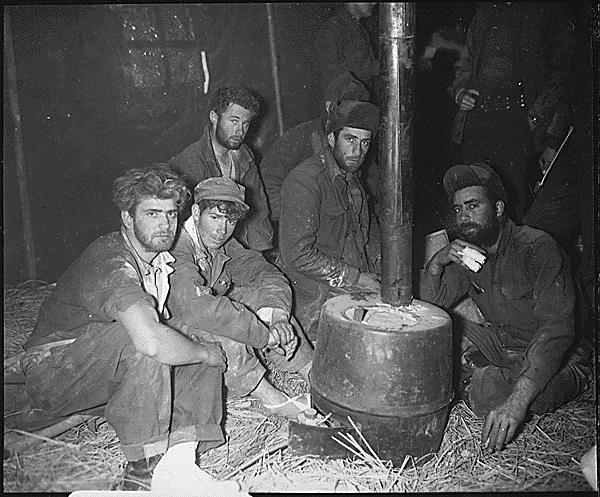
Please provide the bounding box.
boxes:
[379,3,415,306]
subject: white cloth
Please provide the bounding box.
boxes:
[151,441,250,496]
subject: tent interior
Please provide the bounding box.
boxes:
[3,3,595,297]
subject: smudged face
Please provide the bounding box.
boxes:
[451,186,502,248]
[328,126,372,174]
[123,197,178,256]
[210,103,252,150]
[194,205,237,251]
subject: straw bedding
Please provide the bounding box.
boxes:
[3,281,597,493]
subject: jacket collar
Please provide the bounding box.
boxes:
[198,124,253,178]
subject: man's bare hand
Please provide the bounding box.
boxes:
[428,239,486,274]
[482,400,527,453]
[191,335,227,372]
[267,321,298,360]
[538,147,557,174]
[458,89,479,111]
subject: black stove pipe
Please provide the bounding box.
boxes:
[379,3,415,306]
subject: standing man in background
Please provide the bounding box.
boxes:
[315,3,379,98]
[449,2,575,223]
[169,86,273,252]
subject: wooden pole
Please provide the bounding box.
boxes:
[4,8,37,281]
[266,3,285,137]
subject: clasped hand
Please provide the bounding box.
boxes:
[266,320,298,361]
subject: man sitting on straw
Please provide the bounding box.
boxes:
[19,166,230,490]
[420,162,592,453]
[167,176,313,418]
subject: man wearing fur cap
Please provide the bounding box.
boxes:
[420,162,592,454]
[279,100,381,340]
[260,72,370,227]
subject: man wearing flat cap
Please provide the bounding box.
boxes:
[279,100,381,340]
[168,177,313,420]
[420,162,592,454]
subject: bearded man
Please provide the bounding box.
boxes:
[169,86,273,252]
[278,100,381,340]
[420,162,592,454]
[17,166,227,489]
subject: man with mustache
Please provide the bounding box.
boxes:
[169,86,273,253]
[18,166,227,490]
[278,100,381,341]
[167,177,313,420]
[420,162,592,455]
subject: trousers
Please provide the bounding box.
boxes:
[21,321,224,461]
[459,320,592,418]
[169,285,313,399]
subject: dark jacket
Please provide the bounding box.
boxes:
[315,8,377,91]
[279,147,380,332]
[167,220,294,349]
[450,2,575,147]
[27,232,161,349]
[169,125,273,251]
[420,219,577,392]
[260,116,328,223]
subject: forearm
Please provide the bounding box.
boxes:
[503,374,539,413]
[151,323,211,366]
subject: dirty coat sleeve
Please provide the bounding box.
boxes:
[517,236,575,391]
[418,261,471,308]
[167,231,269,349]
[225,238,292,314]
[279,171,360,288]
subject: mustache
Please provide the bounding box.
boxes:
[459,222,480,231]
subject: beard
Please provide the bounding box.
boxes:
[452,215,501,248]
[133,223,175,253]
[333,147,364,174]
[215,121,243,150]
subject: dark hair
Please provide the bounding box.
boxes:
[211,86,259,118]
[113,165,191,216]
[197,199,248,222]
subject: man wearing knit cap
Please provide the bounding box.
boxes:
[420,162,592,454]
[168,177,313,421]
[279,100,381,340]
[260,72,370,229]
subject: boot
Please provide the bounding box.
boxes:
[121,453,162,491]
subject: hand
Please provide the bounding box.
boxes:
[538,147,557,174]
[354,272,381,293]
[458,89,479,111]
[482,399,527,453]
[193,336,226,372]
[527,115,538,131]
[267,320,298,360]
[428,239,486,274]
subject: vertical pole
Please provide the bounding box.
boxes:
[266,3,285,137]
[4,8,37,281]
[379,3,415,306]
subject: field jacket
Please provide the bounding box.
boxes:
[169,125,273,251]
[167,217,293,349]
[279,147,380,331]
[420,219,576,394]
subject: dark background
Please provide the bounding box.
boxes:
[3,2,595,287]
